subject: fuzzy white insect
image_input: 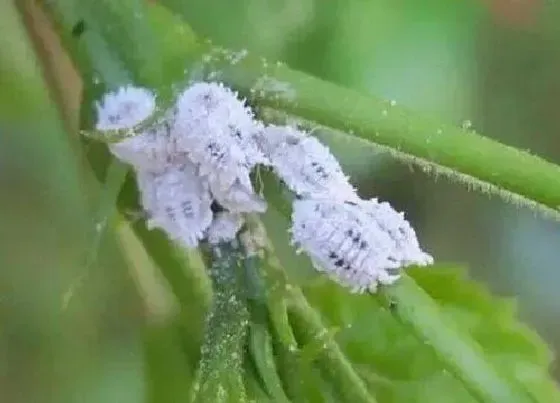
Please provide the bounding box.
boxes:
[290,198,432,293]
[95,86,156,131]
[171,82,269,187]
[208,179,267,213]
[94,86,182,172]
[108,120,184,172]
[170,82,269,213]
[206,212,245,244]
[259,125,357,201]
[136,162,213,248]
[358,198,434,266]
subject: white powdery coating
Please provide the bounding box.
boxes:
[290,198,432,293]
[136,162,213,248]
[358,198,434,266]
[171,82,269,189]
[95,86,156,131]
[206,212,244,244]
[108,120,182,172]
[260,125,357,201]
[209,179,267,213]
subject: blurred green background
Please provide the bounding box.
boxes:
[2,0,560,402]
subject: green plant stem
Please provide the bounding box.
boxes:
[256,241,377,403]
[377,275,535,403]
[193,47,560,216]
[191,243,250,403]
[48,0,560,216]
[285,286,378,403]
[262,176,539,403]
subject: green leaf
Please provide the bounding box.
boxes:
[410,267,559,402]
[143,320,194,403]
[302,267,560,402]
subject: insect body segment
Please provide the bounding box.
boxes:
[95,86,156,131]
[291,199,431,293]
[260,125,357,201]
[172,82,269,212]
[136,163,213,248]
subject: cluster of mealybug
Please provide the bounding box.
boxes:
[95,82,433,292]
[95,83,268,248]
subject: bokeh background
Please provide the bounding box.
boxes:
[2,0,560,401]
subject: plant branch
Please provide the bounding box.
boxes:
[377,275,536,403]
[191,242,250,402]
[255,225,378,403]
[194,46,560,217]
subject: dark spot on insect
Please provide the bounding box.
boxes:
[229,125,243,139]
[344,201,357,206]
[285,136,300,145]
[334,259,344,268]
[329,252,337,259]
[165,206,176,220]
[72,20,86,37]
[207,143,225,160]
[345,264,352,271]
[108,114,120,124]
[181,201,193,217]
[211,201,225,213]
[352,235,361,244]
[345,229,353,236]
[359,241,368,249]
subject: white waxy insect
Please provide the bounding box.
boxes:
[136,162,213,248]
[290,198,432,293]
[209,179,267,213]
[171,82,269,189]
[259,125,357,201]
[95,86,185,172]
[358,198,433,266]
[206,212,245,244]
[108,120,189,172]
[95,86,156,131]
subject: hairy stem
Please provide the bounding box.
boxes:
[378,275,535,403]
[255,227,377,403]
[190,47,560,217]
